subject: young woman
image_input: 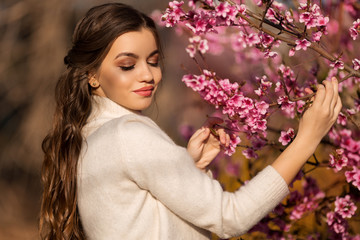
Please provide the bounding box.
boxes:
[40,3,342,240]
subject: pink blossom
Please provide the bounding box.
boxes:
[259,32,274,47]
[275,82,282,92]
[345,167,360,191]
[216,2,231,18]
[266,8,280,24]
[186,37,209,57]
[224,134,241,156]
[169,0,184,9]
[215,1,238,25]
[254,88,263,96]
[327,211,348,235]
[182,74,206,91]
[264,50,278,59]
[290,201,307,220]
[277,96,296,118]
[237,4,246,15]
[299,12,311,24]
[312,31,322,42]
[247,33,261,46]
[295,39,311,51]
[289,47,295,56]
[353,58,360,70]
[242,148,258,159]
[231,32,247,51]
[279,128,295,146]
[189,36,201,44]
[188,0,196,9]
[298,3,308,11]
[296,100,306,113]
[255,101,269,115]
[290,196,319,220]
[349,19,360,40]
[337,112,347,126]
[330,60,344,70]
[198,39,209,54]
[329,149,348,172]
[317,16,329,26]
[186,44,196,58]
[335,195,357,219]
[285,11,293,23]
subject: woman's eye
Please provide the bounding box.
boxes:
[148,62,159,67]
[120,65,135,71]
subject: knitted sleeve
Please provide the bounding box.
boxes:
[116,115,289,239]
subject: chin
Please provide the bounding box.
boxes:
[130,100,153,112]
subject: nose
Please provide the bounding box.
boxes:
[139,62,154,83]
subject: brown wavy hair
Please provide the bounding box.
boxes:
[39,3,162,239]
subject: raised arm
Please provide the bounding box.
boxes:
[272,78,341,184]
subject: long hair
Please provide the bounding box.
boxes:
[39,3,161,239]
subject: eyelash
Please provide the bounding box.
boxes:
[120,62,159,71]
[120,65,135,71]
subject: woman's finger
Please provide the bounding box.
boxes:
[330,77,339,110]
[312,84,326,108]
[225,133,230,147]
[322,80,334,108]
[333,95,342,120]
[216,128,226,145]
[189,128,209,147]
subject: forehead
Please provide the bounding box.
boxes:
[107,28,157,57]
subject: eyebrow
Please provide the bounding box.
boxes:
[114,49,159,60]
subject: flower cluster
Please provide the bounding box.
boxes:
[162,0,247,35]
[298,3,329,30]
[160,0,360,237]
[327,195,357,238]
[254,75,272,97]
[182,69,270,156]
[329,129,360,191]
[289,177,325,221]
[182,70,269,130]
[162,1,186,27]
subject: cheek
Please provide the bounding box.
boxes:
[154,69,162,84]
[101,67,127,90]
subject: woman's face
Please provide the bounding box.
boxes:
[93,28,161,111]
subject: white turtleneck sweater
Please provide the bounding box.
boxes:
[77,96,289,240]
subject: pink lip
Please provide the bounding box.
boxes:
[133,86,154,97]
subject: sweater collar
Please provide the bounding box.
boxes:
[82,95,140,138]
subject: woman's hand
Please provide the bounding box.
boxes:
[272,77,342,185]
[296,77,342,145]
[187,117,230,172]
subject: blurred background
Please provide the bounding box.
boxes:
[1,0,359,239]
[0,0,215,239]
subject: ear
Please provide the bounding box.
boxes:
[89,75,100,88]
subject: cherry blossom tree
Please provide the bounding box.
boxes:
[157,0,360,239]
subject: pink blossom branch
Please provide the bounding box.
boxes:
[222,0,360,79]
